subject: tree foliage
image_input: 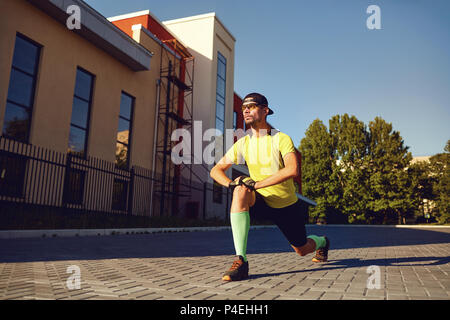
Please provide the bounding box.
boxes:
[427,140,450,223]
[299,119,336,222]
[329,114,371,223]
[366,117,413,224]
[299,114,447,224]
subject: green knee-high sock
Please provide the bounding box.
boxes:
[230,211,250,262]
[307,235,326,250]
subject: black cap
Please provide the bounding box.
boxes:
[242,92,274,115]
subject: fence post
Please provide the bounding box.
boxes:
[128,167,135,215]
[62,152,72,208]
[203,181,207,220]
[225,187,229,219]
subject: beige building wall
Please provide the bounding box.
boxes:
[0,0,158,171]
[130,24,185,217]
[1,2,239,219]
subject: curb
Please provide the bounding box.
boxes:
[307,224,450,228]
[0,225,277,239]
[0,224,448,239]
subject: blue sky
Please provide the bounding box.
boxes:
[86,0,450,156]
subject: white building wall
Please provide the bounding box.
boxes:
[163,13,236,219]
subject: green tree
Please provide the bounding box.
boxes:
[329,114,371,223]
[428,140,450,223]
[300,115,425,225]
[299,119,338,223]
[366,117,413,224]
[408,160,434,221]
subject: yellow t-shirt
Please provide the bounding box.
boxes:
[225,130,298,208]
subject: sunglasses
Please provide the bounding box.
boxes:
[241,104,267,112]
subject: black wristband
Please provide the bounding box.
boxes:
[241,177,256,191]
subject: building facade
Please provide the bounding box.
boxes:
[0,0,308,229]
[0,0,156,165]
[0,0,247,226]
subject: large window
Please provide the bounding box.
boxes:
[215,52,226,134]
[115,92,134,169]
[2,34,41,142]
[68,68,94,157]
[213,53,227,202]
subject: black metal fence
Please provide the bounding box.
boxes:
[0,136,231,230]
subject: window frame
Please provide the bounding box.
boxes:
[2,33,42,143]
[215,52,227,159]
[115,91,135,170]
[68,67,95,159]
[215,52,227,131]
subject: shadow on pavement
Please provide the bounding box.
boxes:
[305,226,450,250]
[249,256,450,280]
[0,226,449,263]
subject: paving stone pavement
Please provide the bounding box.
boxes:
[0,226,449,300]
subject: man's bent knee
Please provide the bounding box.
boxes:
[230,186,255,213]
[233,185,248,198]
[233,186,254,202]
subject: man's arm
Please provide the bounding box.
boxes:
[210,156,234,187]
[254,152,299,190]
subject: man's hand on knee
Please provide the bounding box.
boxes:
[240,177,256,191]
[229,176,256,192]
[228,176,243,193]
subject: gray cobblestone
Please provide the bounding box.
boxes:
[251,292,280,300]
[320,292,343,300]
[326,283,349,292]
[0,226,449,300]
[299,289,325,300]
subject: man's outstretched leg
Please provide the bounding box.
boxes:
[222,185,255,282]
[274,201,331,263]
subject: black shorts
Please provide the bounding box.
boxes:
[249,192,309,247]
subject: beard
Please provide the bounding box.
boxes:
[245,117,264,129]
[244,118,255,127]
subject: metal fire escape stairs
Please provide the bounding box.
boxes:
[153,39,209,217]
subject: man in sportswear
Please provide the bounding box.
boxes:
[210,92,330,281]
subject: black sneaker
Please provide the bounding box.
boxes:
[222,256,249,281]
[312,236,330,263]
